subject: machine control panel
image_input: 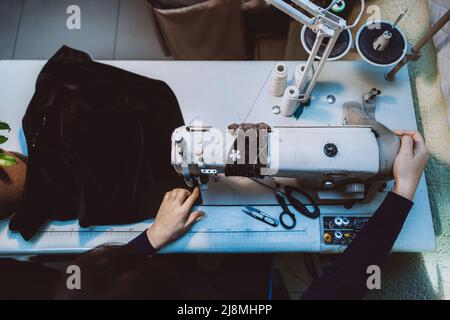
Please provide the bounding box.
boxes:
[322,216,371,245]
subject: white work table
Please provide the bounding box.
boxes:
[0,60,436,255]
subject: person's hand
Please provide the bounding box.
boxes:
[392,130,429,201]
[146,187,204,250]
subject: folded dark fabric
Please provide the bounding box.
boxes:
[9,46,186,240]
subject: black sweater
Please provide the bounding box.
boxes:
[301,192,413,299]
[127,192,413,300]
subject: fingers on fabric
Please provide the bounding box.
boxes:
[163,191,171,202]
[174,188,192,205]
[182,187,200,211]
[184,210,205,230]
[167,190,177,200]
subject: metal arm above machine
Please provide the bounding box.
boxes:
[266,0,354,104]
[267,0,345,29]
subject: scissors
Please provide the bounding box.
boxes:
[242,205,279,227]
[275,192,297,229]
[251,179,320,229]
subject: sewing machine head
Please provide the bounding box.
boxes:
[171,102,400,205]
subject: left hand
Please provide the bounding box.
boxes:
[146,187,204,250]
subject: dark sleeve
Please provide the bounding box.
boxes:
[125,229,158,257]
[301,192,414,300]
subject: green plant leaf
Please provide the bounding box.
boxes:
[0,135,8,144]
[0,122,11,131]
[0,153,17,167]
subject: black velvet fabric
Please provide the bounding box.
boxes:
[9,46,186,240]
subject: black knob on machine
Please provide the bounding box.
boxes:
[324,143,338,157]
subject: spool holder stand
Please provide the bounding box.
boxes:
[385,8,450,81]
[267,0,347,105]
[298,24,343,105]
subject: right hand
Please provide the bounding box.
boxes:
[392,130,429,201]
[146,187,204,250]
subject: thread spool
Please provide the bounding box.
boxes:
[373,30,392,52]
[356,20,407,67]
[269,63,288,97]
[301,26,353,61]
[280,86,299,116]
[331,1,346,14]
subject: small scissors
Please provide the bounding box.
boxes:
[242,205,279,227]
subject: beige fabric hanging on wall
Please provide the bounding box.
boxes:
[150,0,247,60]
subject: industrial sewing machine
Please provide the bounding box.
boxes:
[171,102,400,205]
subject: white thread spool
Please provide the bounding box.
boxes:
[280,86,299,116]
[269,63,288,97]
[293,63,311,92]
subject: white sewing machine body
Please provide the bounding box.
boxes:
[172,124,390,204]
